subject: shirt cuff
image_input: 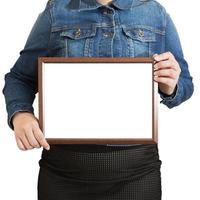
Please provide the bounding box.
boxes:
[159,82,183,108]
[7,103,34,130]
[159,85,177,100]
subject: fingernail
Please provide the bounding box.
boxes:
[46,146,50,151]
[154,57,158,61]
[153,54,158,61]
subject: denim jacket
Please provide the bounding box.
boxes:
[2,0,193,146]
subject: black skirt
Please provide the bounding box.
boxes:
[38,144,162,200]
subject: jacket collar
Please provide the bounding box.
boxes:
[68,0,144,11]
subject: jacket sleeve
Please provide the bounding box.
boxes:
[2,4,52,130]
[159,13,194,108]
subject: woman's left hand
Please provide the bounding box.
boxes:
[153,52,181,96]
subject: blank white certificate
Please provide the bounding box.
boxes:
[40,61,155,140]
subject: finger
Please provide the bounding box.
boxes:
[154,69,177,79]
[33,126,50,150]
[21,134,34,150]
[153,52,174,62]
[154,76,175,86]
[154,60,174,69]
[16,137,26,151]
[25,127,41,148]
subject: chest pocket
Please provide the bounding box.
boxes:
[60,26,96,57]
[122,26,156,57]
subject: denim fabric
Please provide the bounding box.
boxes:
[2,0,193,146]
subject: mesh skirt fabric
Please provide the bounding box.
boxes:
[38,144,162,200]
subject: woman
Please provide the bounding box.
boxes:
[2,0,193,199]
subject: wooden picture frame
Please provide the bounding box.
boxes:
[38,57,158,144]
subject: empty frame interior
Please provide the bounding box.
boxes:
[38,58,157,144]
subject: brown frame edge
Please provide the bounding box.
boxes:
[38,57,158,144]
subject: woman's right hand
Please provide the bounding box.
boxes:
[12,112,50,151]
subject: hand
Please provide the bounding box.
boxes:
[12,112,50,151]
[153,52,181,96]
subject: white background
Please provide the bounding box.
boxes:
[0,0,199,199]
[43,63,152,139]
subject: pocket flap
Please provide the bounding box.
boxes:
[122,26,156,42]
[60,26,96,39]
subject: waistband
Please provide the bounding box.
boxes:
[39,144,161,183]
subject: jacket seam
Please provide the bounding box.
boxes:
[43,2,54,55]
[163,7,167,53]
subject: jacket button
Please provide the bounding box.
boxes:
[138,29,144,38]
[74,29,81,38]
[103,32,113,38]
[102,10,108,15]
[102,7,113,15]
[102,10,112,15]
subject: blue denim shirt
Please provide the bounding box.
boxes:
[2,0,193,146]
